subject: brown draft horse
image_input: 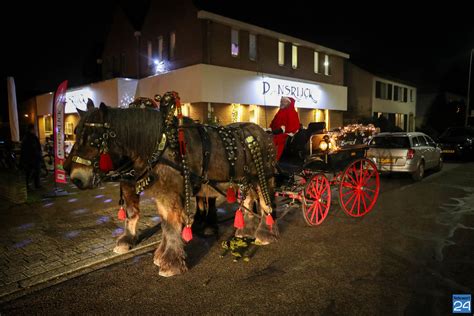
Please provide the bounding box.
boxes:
[66,93,278,277]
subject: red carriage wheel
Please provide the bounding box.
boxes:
[338,158,380,217]
[301,173,331,226]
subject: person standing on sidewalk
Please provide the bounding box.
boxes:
[20,123,43,190]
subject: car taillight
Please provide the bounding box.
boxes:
[407,149,415,159]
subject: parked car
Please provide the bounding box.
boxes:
[367,132,442,181]
[437,126,474,160]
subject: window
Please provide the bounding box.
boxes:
[157,36,163,60]
[169,31,176,59]
[376,81,391,100]
[291,45,298,69]
[394,85,400,101]
[387,84,393,100]
[410,89,413,102]
[65,122,73,135]
[381,82,388,99]
[411,136,420,147]
[403,87,408,102]
[249,33,257,61]
[231,29,239,57]
[278,41,285,66]
[314,51,319,73]
[395,113,405,130]
[376,81,382,98]
[44,116,52,134]
[369,136,410,148]
[324,54,331,75]
[147,40,152,66]
[424,136,436,147]
[416,136,428,146]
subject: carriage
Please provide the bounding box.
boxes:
[274,122,380,226]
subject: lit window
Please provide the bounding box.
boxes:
[231,29,239,57]
[249,105,259,123]
[44,116,52,134]
[157,36,163,60]
[292,45,298,69]
[249,33,257,61]
[314,51,319,73]
[278,41,285,66]
[395,113,405,130]
[231,103,242,122]
[324,54,330,76]
[169,32,176,59]
[147,40,152,66]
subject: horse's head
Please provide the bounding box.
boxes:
[68,99,122,189]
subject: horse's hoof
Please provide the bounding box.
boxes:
[158,269,177,277]
[113,244,131,254]
[153,258,161,267]
[255,238,270,246]
[158,266,186,277]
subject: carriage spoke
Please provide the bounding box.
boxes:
[341,187,355,198]
[310,203,317,223]
[361,190,374,205]
[315,202,321,223]
[361,191,369,214]
[341,182,356,189]
[356,191,361,215]
[359,161,364,184]
[343,191,357,208]
[349,191,360,214]
[362,170,376,187]
[346,171,358,186]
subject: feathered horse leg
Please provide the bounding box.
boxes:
[255,178,279,245]
[153,192,188,277]
[113,181,140,254]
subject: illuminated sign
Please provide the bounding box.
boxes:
[65,88,93,114]
[260,77,321,108]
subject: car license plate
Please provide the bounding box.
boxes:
[380,158,394,164]
[442,150,455,154]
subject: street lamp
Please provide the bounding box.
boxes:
[465,49,473,127]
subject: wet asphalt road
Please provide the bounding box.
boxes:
[1,162,473,315]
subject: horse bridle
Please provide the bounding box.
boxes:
[72,118,167,187]
[71,121,122,186]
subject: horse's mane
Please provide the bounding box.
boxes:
[106,107,164,159]
[78,106,198,160]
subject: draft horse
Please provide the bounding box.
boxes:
[67,92,278,277]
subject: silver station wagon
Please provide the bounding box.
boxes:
[367,132,443,181]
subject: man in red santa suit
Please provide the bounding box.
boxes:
[270,96,301,160]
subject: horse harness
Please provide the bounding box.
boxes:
[71,96,274,224]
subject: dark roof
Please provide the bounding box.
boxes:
[348,61,418,87]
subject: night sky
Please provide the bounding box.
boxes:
[1,0,473,121]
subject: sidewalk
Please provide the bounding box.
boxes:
[0,174,164,303]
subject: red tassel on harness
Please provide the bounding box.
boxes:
[182,225,193,242]
[178,129,186,155]
[234,208,244,229]
[226,186,236,203]
[266,213,274,229]
[99,153,113,172]
[117,206,126,221]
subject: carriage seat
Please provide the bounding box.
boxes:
[283,122,326,158]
